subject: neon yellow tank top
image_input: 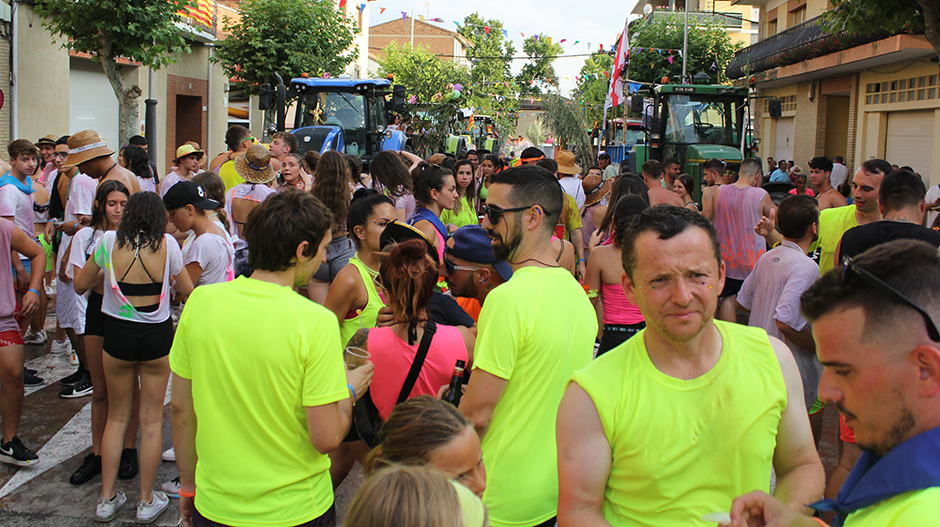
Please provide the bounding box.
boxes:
[338,255,385,347]
[219,160,245,192]
[571,321,787,527]
[440,194,478,228]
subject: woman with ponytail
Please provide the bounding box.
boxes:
[407,163,458,263]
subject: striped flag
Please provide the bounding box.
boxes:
[606,16,630,108]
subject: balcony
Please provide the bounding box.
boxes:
[645,10,744,29]
[725,15,893,79]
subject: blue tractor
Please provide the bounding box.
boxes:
[264,77,408,167]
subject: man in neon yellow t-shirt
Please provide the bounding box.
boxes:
[556,206,824,527]
[170,190,373,527]
[460,164,597,527]
[728,239,940,527]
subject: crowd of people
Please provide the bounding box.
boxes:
[0,124,936,527]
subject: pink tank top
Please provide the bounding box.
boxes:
[0,219,17,331]
[601,282,645,325]
[714,185,767,280]
[367,324,469,420]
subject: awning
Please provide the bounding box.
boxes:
[726,15,891,79]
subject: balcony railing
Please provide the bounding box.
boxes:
[725,15,893,79]
[645,10,745,29]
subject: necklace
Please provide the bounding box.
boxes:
[514,257,560,268]
[101,163,117,179]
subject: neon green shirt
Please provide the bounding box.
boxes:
[441,194,479,228]
[170,277,348,527]
[338,255,384,347]
[845,487,940,526]
[817,204,858,274]
[473,266,597,527]
[571,322,787,527]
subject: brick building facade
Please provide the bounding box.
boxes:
[369,18,471,68]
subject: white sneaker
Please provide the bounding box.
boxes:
[135,491,169,524]
[50,339,71,354]
[95,490,127,523]
[24,330,46,345]
[44,285,53,299]
[161,447,175,462]
[70,351,80,366]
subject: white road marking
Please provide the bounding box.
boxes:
[24,351,78,397]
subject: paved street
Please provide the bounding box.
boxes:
[0,311,363,526]
[0,310,841,525]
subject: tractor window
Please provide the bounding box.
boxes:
[300,91,367,155]
[663,95,734,145]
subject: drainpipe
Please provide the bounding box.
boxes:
[10,1,18,139]
[145,69,157,164]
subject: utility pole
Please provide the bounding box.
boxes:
[682,0,689,83]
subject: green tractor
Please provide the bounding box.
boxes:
[629,84,755,202]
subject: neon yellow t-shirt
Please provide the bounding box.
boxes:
[571,322,787,527]
[441,194,479,228]
[219,160,245,192]
[338,255,385,347]
[844,487,940,526]
[817,204,858,274]
[473,266,597,527]
[170,277,348,527]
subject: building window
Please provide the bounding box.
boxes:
[782,95,796,112]
[789,6,806,26]
[767,20,777,36]
[865,78,939,105]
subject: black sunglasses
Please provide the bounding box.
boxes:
[842,256,940,341]
[483,203,548,225]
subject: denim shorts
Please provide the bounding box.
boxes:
[312,234,356,283]
[11,259,31,293]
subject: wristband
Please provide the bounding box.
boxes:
[347,383,357,404]
[27,288,40,297]
[73,223,79,234]
[577,259,586,263]
[179,488,196,498]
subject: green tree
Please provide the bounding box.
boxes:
[378,43,471,157]
[458,14,519,141]
[35,0,196,145]
[629,14,740,85]
[517,34,564,97]
[213,0,358,136]
[572,52,614,126]
[825,0,938,62]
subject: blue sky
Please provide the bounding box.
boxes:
[367,0,641,96]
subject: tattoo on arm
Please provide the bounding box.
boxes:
[346,328,369,349]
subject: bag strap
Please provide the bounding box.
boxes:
[397,321,436,404]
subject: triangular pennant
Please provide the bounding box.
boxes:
[547,37,552,44]
[534,35,539,42]
[560,39,567,43]
[401,11,407,21]
[574,40,579,45]
[484,26,490,34]
[453,21,460,26]
[359,3,366,13]
[379,7,385,13]
[503,29,508,37]
[667,56,674,64]
[418,14,424,22]
[339,0,346,7]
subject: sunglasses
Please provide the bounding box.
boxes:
[443,256,480,275]
[483,203,546,225]
[842,256,940,341]
[53,152,69,158]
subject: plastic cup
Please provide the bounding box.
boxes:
[345,346,371,369]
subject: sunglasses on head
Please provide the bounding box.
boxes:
[842,256,940,341]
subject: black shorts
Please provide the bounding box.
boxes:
[102,314,173,362]
[85,292,106,337]
[720,277,744,298]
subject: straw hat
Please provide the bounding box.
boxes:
[582,174,614,208]
[36,134,57,146]
[234,144,277,184]
[63,130,115,167]
[173,143,205,163]
[555,150,581,175]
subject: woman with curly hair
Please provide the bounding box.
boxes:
[76,192,193,523]
[308,150,357,303]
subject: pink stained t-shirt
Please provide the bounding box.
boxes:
[714,184,768,281]
[367,324,468,420]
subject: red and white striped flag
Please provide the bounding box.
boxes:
[606,16,631,108]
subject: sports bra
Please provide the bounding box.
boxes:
[116,244,163,296]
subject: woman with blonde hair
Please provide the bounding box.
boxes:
[344,466,487,527]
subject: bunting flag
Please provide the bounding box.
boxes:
[667,55,674,64]
[418,14,424,22]
[379,7,385,13]
[560,39,567,43]
[339,0,347,8]
[502,29,508,37]
[401,11,407,21]
[484,26,490,34]
[534,35,539,42]
[359,3,366,13]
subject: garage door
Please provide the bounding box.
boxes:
[69,60,120,152]
[886,110,934,181]
[774,117,794,164]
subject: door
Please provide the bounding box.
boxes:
[69,59,120,152]
[774,117,794,163]
[886,110,934,181]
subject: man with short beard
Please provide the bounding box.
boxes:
[727,239,940,527]
[459,165,596,527]
[443,225,512,322]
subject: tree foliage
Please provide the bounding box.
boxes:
[629,14,740,85]
[517,34,564,97]
[35,0,195,145]
[572,52,614,126]
[824,0,939,60]
[378,43,471,157]
[213,0,358,95]
[458,14,519,140]
[542,95,594,170]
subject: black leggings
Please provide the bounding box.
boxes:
[193,505,336,527]
[596,322,645,358]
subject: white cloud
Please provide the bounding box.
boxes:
[368,0,640,96]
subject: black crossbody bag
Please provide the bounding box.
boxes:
[354,321,437,448]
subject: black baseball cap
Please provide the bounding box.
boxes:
[162,181,219,211]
